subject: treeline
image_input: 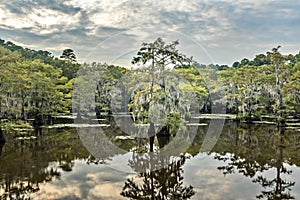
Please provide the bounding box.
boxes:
[0,39,80,79]
[0,39,129,125]
[0,38,299,127]
[180,47,300,123]
[219,59,300,121]
[0,42,71,125]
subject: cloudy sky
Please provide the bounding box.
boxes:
[1,0,300,67]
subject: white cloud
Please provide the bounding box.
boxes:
[0,7,5,21]
[0,8,32,29]
[28,8,79,27]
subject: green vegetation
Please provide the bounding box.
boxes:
[1,38,300,130]
[1,37,299,200]
[0,45,69,125]
[127,38,199,132]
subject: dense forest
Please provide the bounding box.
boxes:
[0,38,299,132]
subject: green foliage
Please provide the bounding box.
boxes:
[1,37,300,127]
[132,37,193,68]
[72,63,128,117]
[0,59,65,120]
[0,39,80,80]
[0,120,33,136]
[220,47,300,123]
[50,59,80,80]
[283,64,300,116]
[128,38,199,131]
[0,42,73,124]
[232,53,271,68]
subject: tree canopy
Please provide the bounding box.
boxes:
[1,38,299,127]
[60,48,77,63]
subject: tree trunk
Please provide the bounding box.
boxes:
[149,136,155,152]
[157,134,170,149]
[0,128,5,143]
[148,122,155,152]
[0,140,4,156]
[275,129,284,196]
[276,64,285,127]
[234,85,239,114]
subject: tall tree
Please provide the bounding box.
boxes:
[128,38,198,136]
[132,37,193,69]
[267,46,289,126]
[0,47,21,119]
[60,48,77,63]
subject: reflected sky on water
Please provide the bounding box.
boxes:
[23,154,300,200]
[1,122,300,199]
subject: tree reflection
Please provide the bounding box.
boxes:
[214,126,296,199]
[253,128,295,199]
[0,127,90,199]
[0,127,5,143]
[0,140,4,156]
[1,168,60,200]
[121,133,195,200]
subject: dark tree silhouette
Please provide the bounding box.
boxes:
[60,48,77,62]
[215,127,295,199]
[121,132,194,200]
[0,128,5,143]
[253,128,295,199]
[121,154,195,200]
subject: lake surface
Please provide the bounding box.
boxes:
[1,120,300,200]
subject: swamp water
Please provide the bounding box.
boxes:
[0,119,300,200]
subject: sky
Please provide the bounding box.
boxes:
[1,0,300,67]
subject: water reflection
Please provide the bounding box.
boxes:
[213,125,298,199]
[0,122,299,199]
[121,132,195,199]
[0,128,89,199]
[253,129,295,199]
[121,154,194,199]
[0,141,4,156]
